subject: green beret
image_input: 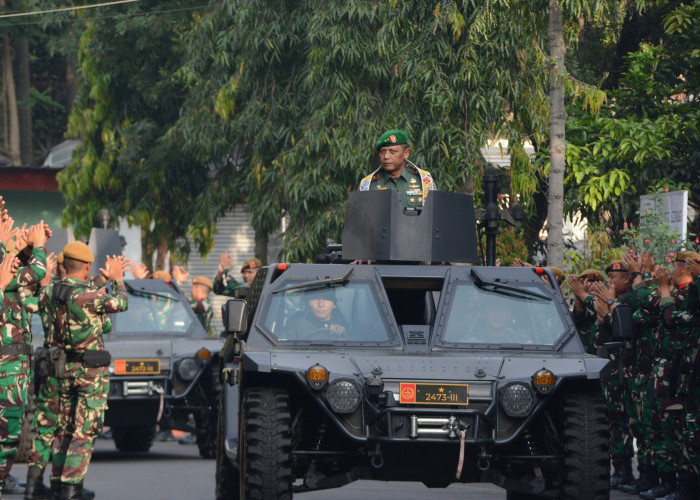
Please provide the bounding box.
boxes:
[241,258,262,273]
[375,130,409,151]
[63,242,94,263]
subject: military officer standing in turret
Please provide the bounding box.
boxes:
[358,130,436,211]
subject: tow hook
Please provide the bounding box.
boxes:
[477,446,491,471]
[369,444,384,469]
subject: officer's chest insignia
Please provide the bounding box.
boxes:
[410,177,418,184]
[377,186,388,190]
[410,198,415,203]
[406,189,421,196]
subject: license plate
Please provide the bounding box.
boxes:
[114,359,161,375]
[399,382,469,405]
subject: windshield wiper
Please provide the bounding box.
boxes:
[272,267,354,294]
[470,269,550,301]
[125,282,175,301]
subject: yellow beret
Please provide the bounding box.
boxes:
[192,276,213,290]
[62,242,94,263]
[546,266,565,284]
[605,261,627,274]
[57,251,64,264]
[150,270,172,280]
[579,269,605,282]
[676,251,700,262]
[240,258,262,273]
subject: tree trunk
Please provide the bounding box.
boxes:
[254,231,268,265]
[546,0,566,267]
[1,33,21,165]
[66,53,79,116]
[155,229,169,271]
[140,226,154,272]
[14,36,32,166]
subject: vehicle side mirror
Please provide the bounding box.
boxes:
[611,304,632,340]
[222,299,248,336]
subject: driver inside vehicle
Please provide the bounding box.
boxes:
[287,289,349,340]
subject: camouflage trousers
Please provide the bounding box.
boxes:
[647,358,689,473]
[681,384,700,475]
[26,375,59,470]
[0,355,30,489]
[51,373,108,484]
[624,372,653,465]
[601,374,634,460]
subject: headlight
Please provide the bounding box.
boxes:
[326,379,361,414]
[499,382,535,418]
[177,358,200,382]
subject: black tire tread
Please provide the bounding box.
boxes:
[112,424,156,453]
[561,392,610,500]
[242,387,293,500]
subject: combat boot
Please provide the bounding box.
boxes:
[657,471,699,500]
[640,470,676,499]
[610,458,635,489]
[49,479,61,500]
[58,481,95,500]
[24,466,51,500]
[619,463,660,494]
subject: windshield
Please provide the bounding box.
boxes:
[440,282,568,346]
[261,281,392,343]
[111,290,194,335]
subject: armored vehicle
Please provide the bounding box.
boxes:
[104,278,224,457]
[216,191,612,499]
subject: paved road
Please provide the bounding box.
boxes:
[6,437,638,500]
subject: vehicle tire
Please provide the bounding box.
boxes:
[240,387,293,500]
[112,424,156,453]
[560,392,609,500]
[215,394,239,500]
[196,408,217,459]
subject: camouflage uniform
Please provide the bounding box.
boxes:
[651,281,700,477]
[677,279,700,475]
[27,274,108,475]
[595,285,636,469]
[572,295,598,355]
[627,281,662,468]
[44,276,127,485]
[190,297,213,335]
[213,269,244,297]
[0,244,46,491]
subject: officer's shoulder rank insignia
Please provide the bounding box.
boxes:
[371,173,380,182]
[410,166,420,175]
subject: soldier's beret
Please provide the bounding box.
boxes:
[150,270,171,280]
[62,242,94,263]
[579,269,605,282]
[375,130,409,151]
[57,251,64,264]
[605,261,627,274]
[676,251,700,262]
[193,276,213,290]
[240,258,262,273]
[546,266,565,285]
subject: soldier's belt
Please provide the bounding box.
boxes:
[0,344,33,356]
[65,349,112,367]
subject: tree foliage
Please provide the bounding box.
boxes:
[59,1,213,268]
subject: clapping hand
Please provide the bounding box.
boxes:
[0,254,19,290]
[172,265,189,284]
